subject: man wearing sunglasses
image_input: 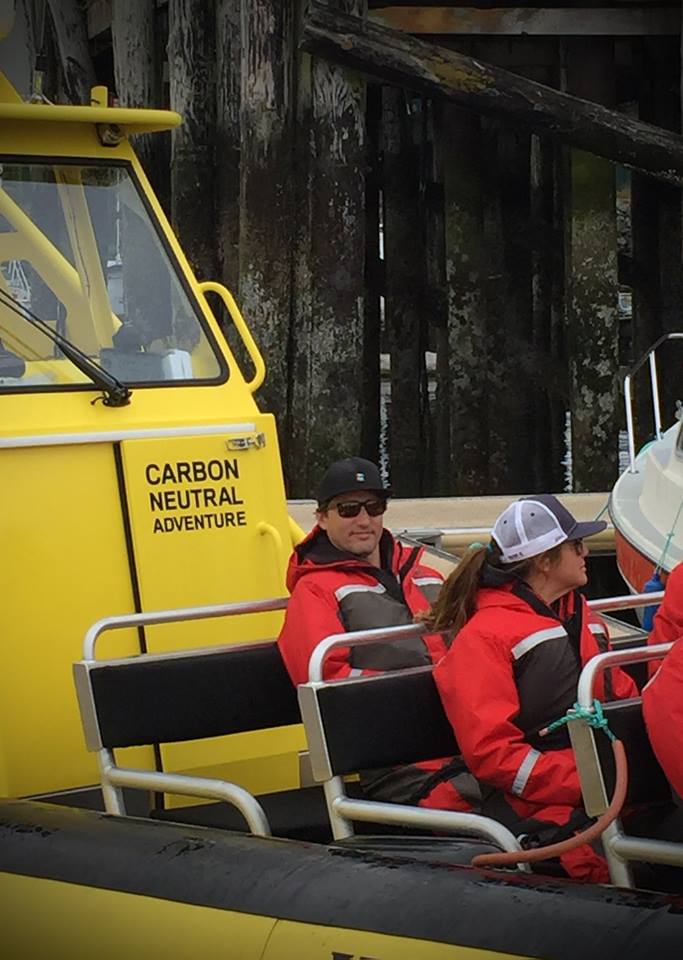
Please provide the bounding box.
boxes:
[278,457,474,810]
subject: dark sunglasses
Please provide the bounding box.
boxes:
[569,538,584,554]
[330,498,387,519]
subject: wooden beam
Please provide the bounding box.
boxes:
[87,1,112,40]
[301,2,683,185]
[370,6,679,37]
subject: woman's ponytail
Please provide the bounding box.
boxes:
[422,545,489,634]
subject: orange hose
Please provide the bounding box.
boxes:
[471,739,628,869]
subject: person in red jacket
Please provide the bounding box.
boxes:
[278,457,476,810]
[427,495,638,883]
[643,561,683,800]
[647,560,683,649]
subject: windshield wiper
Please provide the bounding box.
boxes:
[0,288,131,407]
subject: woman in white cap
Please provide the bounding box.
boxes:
[425,495,638,883]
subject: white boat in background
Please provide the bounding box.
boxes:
[610,333,683,592]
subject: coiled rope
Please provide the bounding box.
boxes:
[471,701,627,869]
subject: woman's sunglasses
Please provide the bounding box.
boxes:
[330,498,387,519]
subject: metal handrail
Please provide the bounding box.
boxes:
[330,796,525,860]
[623,331,683,472]
[83,596,288,660]
[309,622,424,682]
[199,280,266,392]
[308,590,665,682]
[101,761,272,837]
[577,642,673,708]
[587,590,663,613]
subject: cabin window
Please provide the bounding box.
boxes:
[0,159,227,392]
[676,422,683,460]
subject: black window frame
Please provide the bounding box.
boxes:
[0,154,229,397]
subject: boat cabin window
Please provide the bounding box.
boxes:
[0,160,226,391]
[677,421,683,460]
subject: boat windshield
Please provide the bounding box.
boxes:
[0,159,225,391]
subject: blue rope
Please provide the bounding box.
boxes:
[540,699,616,743]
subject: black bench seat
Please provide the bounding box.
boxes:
[74,640,331,842]
[297,665,526,864]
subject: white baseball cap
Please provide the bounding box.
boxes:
[491,495,606,565]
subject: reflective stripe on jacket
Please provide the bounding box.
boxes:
[433,578,637,880]
[277,526,446,686]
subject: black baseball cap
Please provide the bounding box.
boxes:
[317,457,391,506]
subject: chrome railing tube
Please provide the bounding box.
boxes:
[309,591,665,682]
[83,596,288,660]
[649,351,662,440]
[624,373,637,473]
[577,642,672,708]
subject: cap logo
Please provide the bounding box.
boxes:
[355,472,365,481]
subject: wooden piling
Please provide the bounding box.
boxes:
[631,37,683,436]
[423,99,448,495]
[111,0,168,209]
[487,123,535,494]
[439,104,489,495]
[45,0,96,105]
[168,0,217,282]
[530,134,567,492]
[565,39,620,491]
[215,0,242,293]
[361,80,382,466]
[238,0,295,420]
[382,85,428,495]
[287,0,368,495]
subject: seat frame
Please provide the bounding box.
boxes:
[74,596,290,837]
[571,641,681,887]
[297,664,527,868]
[301,594,676,883]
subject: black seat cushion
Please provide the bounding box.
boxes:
[91,643,299,749]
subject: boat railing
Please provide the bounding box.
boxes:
[577,641,672,709]
[623,331,683,473]
[308,590,665,682]
[572,642,681,887]
[82,595,289,660]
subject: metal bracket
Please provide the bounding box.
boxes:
[226,432,266,451]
